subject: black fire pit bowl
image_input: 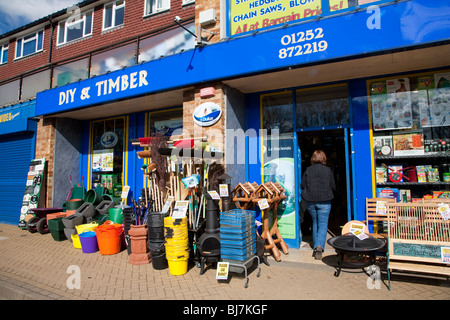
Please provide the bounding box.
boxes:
[327,234,386,277]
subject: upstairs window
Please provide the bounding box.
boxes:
[145,0,170,15]
[57,10,93,45]
[104,0,125,30]
[15,30,44,59]
[182,0,194,4]
[0,44,8,64]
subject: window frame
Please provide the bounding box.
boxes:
[57,9,94,46]
[144,0,170,16]
[15,30,44,59]
[0,43,8,64]
[182,0,194,5]
[103,0,125,31]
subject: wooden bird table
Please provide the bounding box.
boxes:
[231,182,258,210]
[253,182,288,261]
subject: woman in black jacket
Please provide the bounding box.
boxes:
[300,150,336,260]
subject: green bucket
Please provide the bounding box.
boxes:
[108,207,123,224]
[84,189,103,206]
[65,198,84,210]
[71,183,86,200]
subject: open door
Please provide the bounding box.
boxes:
[297,128,351,238]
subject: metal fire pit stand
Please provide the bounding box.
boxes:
[327,234,386,277]
[220,255,261,288]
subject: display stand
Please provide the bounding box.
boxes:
[18,158,47,229]
[253,182,288,261]
[220,256,261,288]
[386,202,450,289]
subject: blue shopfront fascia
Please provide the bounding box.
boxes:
[0,100,37,136]
[36,0,450,116]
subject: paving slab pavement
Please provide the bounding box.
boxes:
[0,223,449,302]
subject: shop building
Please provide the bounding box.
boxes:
[0,0,449,250]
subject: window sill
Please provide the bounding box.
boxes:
[143,8,170,19]
[102,24,125,34]
[56,35,93,48]
[181,1,195,7]
[13,50,44,61]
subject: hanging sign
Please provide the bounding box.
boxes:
[193,102,222,127]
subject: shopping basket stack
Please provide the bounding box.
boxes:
[219,209,256,261]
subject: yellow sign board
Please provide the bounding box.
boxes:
[230,0,348,35]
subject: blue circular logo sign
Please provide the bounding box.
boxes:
[193,102,222,127]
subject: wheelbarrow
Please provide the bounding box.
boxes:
[26,208,63,234]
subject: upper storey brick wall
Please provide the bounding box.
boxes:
[0,0,195,83]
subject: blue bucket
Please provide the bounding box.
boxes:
[79,231,98,253]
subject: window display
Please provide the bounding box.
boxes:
[370,70,450,202]
[90,117,125,191]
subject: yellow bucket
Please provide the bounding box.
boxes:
[167,258,188,276]
[76,222,98,234]
[164,216,187,226]
[71,234,82,249]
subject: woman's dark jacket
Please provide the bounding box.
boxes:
[300,163,336,202]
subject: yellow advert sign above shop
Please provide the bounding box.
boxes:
[230,0,348,35]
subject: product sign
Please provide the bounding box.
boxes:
[216,262,229,280]
[193,102,222,127]
[229,0,348,36]
[35,0,450,118]
[263,137,296,239]
[0,110,20,124]
[370,78,413,131]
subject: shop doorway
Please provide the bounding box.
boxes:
[298,129,349,240]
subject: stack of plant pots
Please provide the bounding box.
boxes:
[122,206,134,254]
[147,212,167,270]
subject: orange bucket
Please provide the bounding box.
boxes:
[95,221,123,255]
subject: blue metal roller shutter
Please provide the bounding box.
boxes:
[0,132,35,225]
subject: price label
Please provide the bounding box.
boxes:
[208,191,220,200]
[441,247,450,264]
[161,196,174,214]
[219,184,229,197]
[172,201,189,218]
[258,199,269,210]
[438,204,450,220]
[121,186,130,199]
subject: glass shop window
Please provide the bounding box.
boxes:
[52,58,89,88]
[90,117,125,192]
[148,109,183,137]
[0,79,20,106]
[21,69,51,100]
[296,84,350,129]
[138,23,195,63]
[90,43,136,77]
[262,92,293,135]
